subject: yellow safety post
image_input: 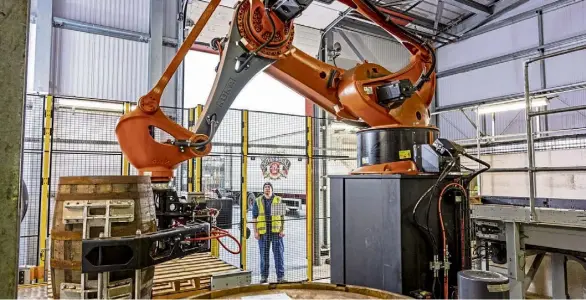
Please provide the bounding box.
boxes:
[121,103,131,175]
[305,116,314,281]
[38,95,54,281]
[195,105,203,193]
[240,110,249,270]
[187,108,196,192]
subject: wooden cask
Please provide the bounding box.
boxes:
[50,176,157,299]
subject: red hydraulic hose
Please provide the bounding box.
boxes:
[184,226,242,255]
[438,182,466,299]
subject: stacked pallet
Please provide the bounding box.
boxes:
[47,253,240,299]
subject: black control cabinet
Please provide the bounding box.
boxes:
[330,174,468,297]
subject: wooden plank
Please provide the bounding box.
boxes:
[154,262,235,277]
[154,266,237,283]
[154,264,237,281]
[156,253,212,264]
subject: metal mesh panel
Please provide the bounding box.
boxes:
[20,152,42,266]
[437,109,478,141]
[248,111,306,156]
[24,95,45,151]
[246,156,307,283]
[19,95,45,266]
[211,109,242,155]
[321,118,357,160]
[201,155,242,267]
[153,106,185,144]
[52,98,123,153]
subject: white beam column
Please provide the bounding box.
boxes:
[33,0,53,94]
[149,0,164,92]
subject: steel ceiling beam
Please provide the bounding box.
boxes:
[345,13,453,43]
[446,0,528,37]
[380,6,445,29]
[443,0,491,16]
[337,30,367,61]
[434,0,445,31]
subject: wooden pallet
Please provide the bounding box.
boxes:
[152,253,239,298]
[47,253,239,299]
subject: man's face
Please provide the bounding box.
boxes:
[264,185,272,196]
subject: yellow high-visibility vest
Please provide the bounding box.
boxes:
[256,196,283,234]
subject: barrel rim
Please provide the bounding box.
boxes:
[458,270,509,282]
[189,282,410,299]
[58,176,152,185]
[358,126,440,133]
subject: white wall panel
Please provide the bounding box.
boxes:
[438,110,477,140]
[27,24,36,92]
[161,46,178,107]
[53,0,150,33]
[333,31,410,72]
[164,0,179,39]
[547,89,586,131]
[543,1,586,43]
[437,59,541,106]
[294,4,339,29]
[189,2,233,44]
[494,109,526,135]
[293,25,321,57]
[52,29,149,101]
[544,48,586,87]
[438,18,538,72]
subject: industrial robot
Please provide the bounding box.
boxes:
[84,0,490,297]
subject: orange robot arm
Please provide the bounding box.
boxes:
[116,0,436,182]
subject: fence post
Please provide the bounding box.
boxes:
[38,95,54,282]
[187,108,196,192]
[306,116,314,281]
[195,105,203,193]
[240,110,249,270]
[121,102,131,176]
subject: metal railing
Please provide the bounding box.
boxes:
[432,44,586,206]
[523,44,586,221]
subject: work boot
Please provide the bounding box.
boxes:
[277,278,286,283]
[260,277,268,284]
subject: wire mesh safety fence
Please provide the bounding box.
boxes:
[244,155,308,283]
[18,95,358,285]
[248,111,307,156]
[19,95,45,266]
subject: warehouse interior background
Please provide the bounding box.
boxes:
[10,0,586,298]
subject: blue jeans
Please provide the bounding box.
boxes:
[259,233,284,280]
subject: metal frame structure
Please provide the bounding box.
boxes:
[432,44,586,299]
[523,43,586,221]
[320,0,531,47]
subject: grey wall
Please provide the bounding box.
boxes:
[436,0,586,139]
[332,29,411,72]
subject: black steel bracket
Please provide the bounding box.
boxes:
[81,222,210,273]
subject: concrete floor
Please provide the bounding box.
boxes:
[18,285,47,299]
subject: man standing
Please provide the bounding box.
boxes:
[253,182,285,283]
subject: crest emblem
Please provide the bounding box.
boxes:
[260,157,291,180]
